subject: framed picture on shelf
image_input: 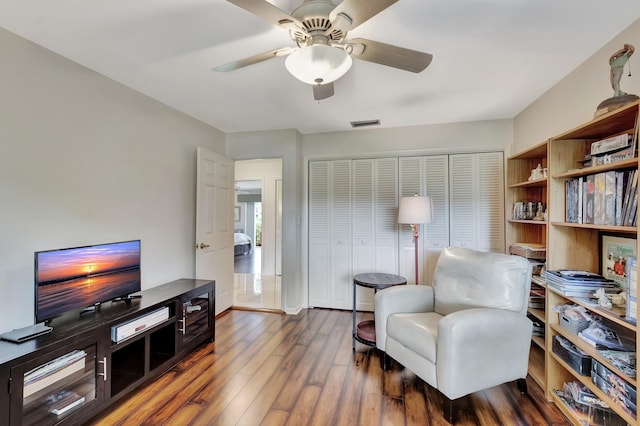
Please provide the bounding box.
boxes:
[601,233,637,288]
[234,206,241,222]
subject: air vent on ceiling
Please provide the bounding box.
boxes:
[350,119,381,128]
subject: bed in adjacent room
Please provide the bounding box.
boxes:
[234,229,252,256]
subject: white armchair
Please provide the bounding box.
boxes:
[374,247,533,423]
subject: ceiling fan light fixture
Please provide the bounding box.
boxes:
[285,45,352,85]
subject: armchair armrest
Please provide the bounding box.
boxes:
[374,285,435,351]
[436,308,532,400]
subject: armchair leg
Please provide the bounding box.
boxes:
[516,378,528,395]
[441,393,458,424]
[380,351,392,371]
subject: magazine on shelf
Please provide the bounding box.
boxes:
[578,322,634,351]
[626,257,637,324]
[46,390,85,416]
[23,350,87,398]
[24,350,86,384]
[544,270,619,297]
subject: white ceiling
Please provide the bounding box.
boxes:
[1,1,639,135]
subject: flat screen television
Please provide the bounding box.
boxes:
[35,240,141,323]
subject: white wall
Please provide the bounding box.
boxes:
[0,28,225,334]
[514,18,640,152]
[302,119,513,159]
[235,159,283,275]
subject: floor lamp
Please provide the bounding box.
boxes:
[397,195,433,285]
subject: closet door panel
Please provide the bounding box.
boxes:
[449,153,477,249]
[423,155,449,285]
[398,155,449,285]
[374,158,399,275]
[330,160,352,309]
[448,152,505,253]
[331,240,352,309]
[352,160,375,276]
[398,157,425,284]
[308,161,331,307]
[308,160,353,309]
[476,152,505,252]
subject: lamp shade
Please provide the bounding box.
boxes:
[397,195,433,224]
[285,45,353,85]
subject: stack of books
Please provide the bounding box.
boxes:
[543,270,619,297]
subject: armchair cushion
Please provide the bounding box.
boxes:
[374,285,434,351]
[387,312,441,363]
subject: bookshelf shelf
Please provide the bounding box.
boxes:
[550,222,637,234]
[509,177,548,188]
[508,219,546,225]
[553,157,638,179]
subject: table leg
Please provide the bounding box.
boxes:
[352,281,356,350]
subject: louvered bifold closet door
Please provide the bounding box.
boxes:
[398,157,424,284]
[330,160,353,309]
[308,161,330,307]
[476,152,505,252]
[398,156,449,285]
[308,160,353,309]
[352,158,398,311]
[423,156,449,284]
[449,152,504,252]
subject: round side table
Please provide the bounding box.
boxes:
[352,272,407,350]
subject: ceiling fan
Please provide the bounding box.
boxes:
[213,0,433,100]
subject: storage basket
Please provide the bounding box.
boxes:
[559,312,590,335]
[509,243,546,260]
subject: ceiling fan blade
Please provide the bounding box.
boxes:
[227,0,305,32]
[313,83,335,100]
[213,47,295,72]
[329,0,398,32]
[348,38,432,73]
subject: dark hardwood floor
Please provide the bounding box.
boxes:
[91,309,569,425]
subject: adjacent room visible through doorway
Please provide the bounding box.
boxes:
[233,159,282,311]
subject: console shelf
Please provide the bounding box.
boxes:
[0,278,215,426]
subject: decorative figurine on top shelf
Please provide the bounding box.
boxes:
[596,43,639,117]
[528,164,544,181]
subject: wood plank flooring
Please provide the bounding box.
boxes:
[91,309,569,425]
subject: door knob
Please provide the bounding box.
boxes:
[197,243,210,249]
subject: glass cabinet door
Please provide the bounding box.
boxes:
[179,291,211,347]
[12,341,101,426]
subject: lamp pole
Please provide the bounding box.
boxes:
[397,195,433,285]
[411,223,420,286]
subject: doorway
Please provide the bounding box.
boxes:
[234,180,262,274]
[233,159,282,311]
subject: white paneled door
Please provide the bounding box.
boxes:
[195,147,234,315]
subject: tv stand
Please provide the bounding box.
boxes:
[0,278,215,426]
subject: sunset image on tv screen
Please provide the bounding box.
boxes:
[36,240,141,322]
